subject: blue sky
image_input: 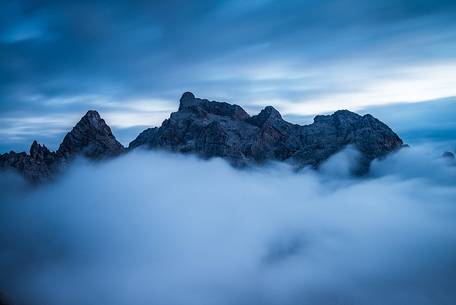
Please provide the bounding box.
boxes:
[1,0,456,151]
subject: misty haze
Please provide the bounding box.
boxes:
[1,1,456,305]
[1,148,456,305]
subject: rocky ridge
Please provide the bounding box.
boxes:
[56,110,124,160]
[129,92,403,172]
[1,92,404,183]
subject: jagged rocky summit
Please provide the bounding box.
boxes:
[129,92,403,171]
[1,92,403,183]
[0,110,124,183]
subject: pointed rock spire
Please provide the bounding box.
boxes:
[178,92,197,111]
[247,106,283,127]
[56,110,124,159]
[29,140,53,161]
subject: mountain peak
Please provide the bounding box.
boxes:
[1,111,124,183]
[259,106,282,121]
[177,91,250,120]
[56,110,124,159]
[313,109,361,123]
[30,140,52,161]
[85,109,101,117]
[180,91,195,101]
[178,92,198,110]
[247,106,283,127]
[79,110,110,132]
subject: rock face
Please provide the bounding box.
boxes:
[0,111,124,183]
[56,110,124,160]
[1,93,404,183]
[128,127,158,150]
[0,141,58,183]
[129,92,403,172]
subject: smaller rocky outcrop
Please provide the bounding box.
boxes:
[441,151,455,166]
[128,127,158,150]
[442,151,455,160]
[0,141,58,183]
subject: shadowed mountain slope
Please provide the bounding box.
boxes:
[1,93,403,183]
[130,92,403,171]
[0,111,124,183]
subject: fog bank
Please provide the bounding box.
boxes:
[1,146,456,305]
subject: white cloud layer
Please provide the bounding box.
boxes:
[0,146,456,305]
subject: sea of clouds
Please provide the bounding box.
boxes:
[1,146,456,305]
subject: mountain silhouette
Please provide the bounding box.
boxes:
[0,92,403,183]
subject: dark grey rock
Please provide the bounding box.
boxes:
[0,141,58,183]
[128,127,158,150]
[178,92,250,120]
[130,92,404,172]
[56,110,124,160]
[442,151,455,159]
[0,111,124,183]
[1,93,404,183]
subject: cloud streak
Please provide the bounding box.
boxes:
[1,0,456,150]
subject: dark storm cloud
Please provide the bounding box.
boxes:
[1,0,456,150]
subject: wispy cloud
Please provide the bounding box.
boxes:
[1,0,455,150]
